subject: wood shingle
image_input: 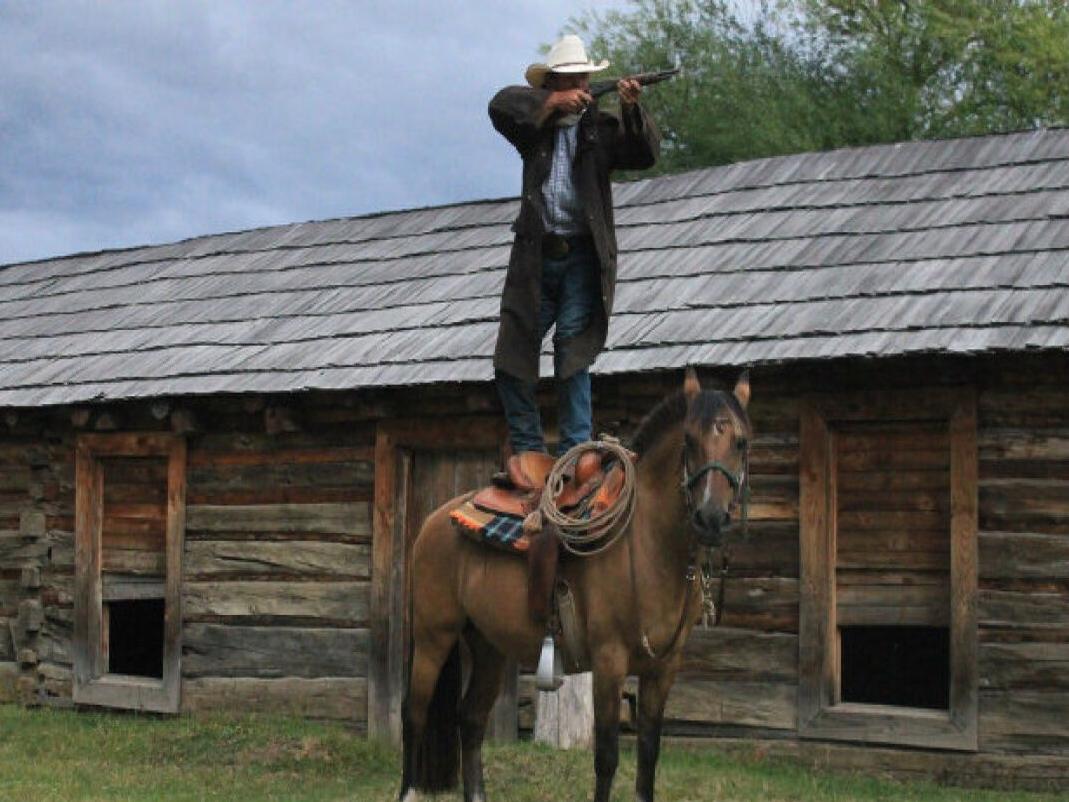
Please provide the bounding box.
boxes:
[2,128,1068,408]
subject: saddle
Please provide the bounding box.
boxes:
[450,446,632,625]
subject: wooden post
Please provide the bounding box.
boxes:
[534,673,594,748]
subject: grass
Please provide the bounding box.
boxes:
[0,704,1062,801]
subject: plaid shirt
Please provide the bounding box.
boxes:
[541,122,587,236]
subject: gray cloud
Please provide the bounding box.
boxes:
[0,0,624,265]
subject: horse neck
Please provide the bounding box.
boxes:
[633,420,693,578]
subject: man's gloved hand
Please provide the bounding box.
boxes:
[617,78,641,107]
[546,88,593,116]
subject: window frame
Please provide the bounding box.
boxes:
[798,387,978,751]
[73,433,186,713]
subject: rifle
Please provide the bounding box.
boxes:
[588,67,680,99]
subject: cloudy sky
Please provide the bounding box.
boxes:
[0,0,628,266]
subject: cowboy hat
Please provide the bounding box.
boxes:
[525,34,609,88]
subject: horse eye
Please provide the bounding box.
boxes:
[736,437,749,452]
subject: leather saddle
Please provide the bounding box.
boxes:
[469,447,631,624]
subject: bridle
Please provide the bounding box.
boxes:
[680,428,750,537]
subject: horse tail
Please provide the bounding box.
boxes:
[404,641,461,793]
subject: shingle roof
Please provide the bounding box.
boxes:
[2,128,1068,408]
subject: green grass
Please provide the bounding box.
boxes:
[0,704,1061,801]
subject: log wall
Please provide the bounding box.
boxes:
[0,351,1067,785]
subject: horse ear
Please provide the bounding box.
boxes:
[733,370,751,409]
[684,366,701,400]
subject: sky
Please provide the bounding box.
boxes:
[0,0,629,266]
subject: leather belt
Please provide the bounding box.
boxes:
[542,233,592,260]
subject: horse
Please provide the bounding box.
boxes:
[400,368,752,802]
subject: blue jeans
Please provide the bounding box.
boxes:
[497,239,598,455]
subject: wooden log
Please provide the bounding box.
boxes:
[102,548,165,575]
[188,434,373,466]
[838,471,950,492]
[721,524,798,576]
[182,677,367,721]
[182,623,368,678]
[20,510,45,538]
[0,532,49,565]
[21,566,41,589]
[187,486,372,507]
[837,489,950,513]
[979,642,1069,690]
[980,690,1069,747]
[981,479,1069,531]
[837,509,947,531]
[664,680,796,730]
[186,503,370,536]
[188,462,374,493]
[680,627,797,682]
[183,581,369,625]
[836,450,949,472]
[836,429,950,453]
[980,589,1069,629]
[981,530,1069,580]
[710,577,799,632]
[979,429,1069,462]
[101,576,164,601]
[101,521,165,552]
[185,540,370,580]
[0,467,29,493]
[18,599,44,632]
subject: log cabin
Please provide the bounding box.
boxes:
[1,127,1067,789]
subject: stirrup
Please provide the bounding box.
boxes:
[535,635,564,692]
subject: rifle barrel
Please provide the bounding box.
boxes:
[588,67,680,99]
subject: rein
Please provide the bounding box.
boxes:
[636,435,751,660]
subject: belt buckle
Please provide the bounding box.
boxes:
[543,233,569,259]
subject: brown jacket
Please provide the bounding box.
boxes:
[488,85,660,383]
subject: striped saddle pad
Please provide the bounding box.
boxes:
[450,500,529,555]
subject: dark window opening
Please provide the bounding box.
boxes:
[840,626,949,710]
[107,599,164,679]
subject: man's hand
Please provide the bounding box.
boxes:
[617,78,641,107]
[547,88,593,116]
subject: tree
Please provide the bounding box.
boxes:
[569,0,1069,173]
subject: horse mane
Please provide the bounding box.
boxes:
[630,388,751,457]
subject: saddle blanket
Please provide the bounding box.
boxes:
[450,500,529,554]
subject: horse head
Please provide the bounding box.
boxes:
[680,368,751,547]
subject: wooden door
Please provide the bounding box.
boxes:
[368,417,510,742]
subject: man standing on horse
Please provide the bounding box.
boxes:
[489,34,660,458]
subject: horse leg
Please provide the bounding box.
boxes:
[459,627,507,802]
[400,627,462,801]
[592,653,627,802]
[635,666,678,802]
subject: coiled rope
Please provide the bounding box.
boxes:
[538,438,638,556]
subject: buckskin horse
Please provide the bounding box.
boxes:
[400,369,752,802]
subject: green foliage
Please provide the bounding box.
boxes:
[569,0,1069,173]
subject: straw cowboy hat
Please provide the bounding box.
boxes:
[525,34,609,88]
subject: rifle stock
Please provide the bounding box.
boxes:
[588,67,680,99]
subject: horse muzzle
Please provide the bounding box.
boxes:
[690,505,730,547]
